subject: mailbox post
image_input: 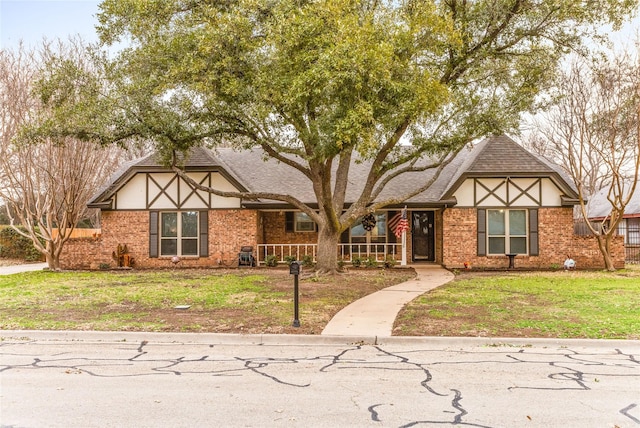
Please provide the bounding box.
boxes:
[289,261,301,327]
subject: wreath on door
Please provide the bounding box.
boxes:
[362,213,377,232]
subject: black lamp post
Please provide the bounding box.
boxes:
[289,261,301,327]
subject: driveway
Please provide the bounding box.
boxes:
[0,262,47,275]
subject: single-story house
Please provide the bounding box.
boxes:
[61,135,624,270]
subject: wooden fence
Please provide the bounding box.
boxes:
[51,228,101,239]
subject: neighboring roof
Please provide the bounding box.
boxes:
[88,135,580,209]
[587,185,640,220]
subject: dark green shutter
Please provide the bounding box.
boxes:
[149,211,159,258]
[285,212,294,232]
[529,209,539,256]
[199,211,208,257]
[477,209,486,256]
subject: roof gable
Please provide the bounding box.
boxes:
[467,135,555,174]
[88,146,248,207]
[441,135,579,201]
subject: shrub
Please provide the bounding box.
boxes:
[337,258,346,270]
[301,254,314,268]
[283,255,296,266]
[383,255,397,268]
[365,255,378,268]
[0,226,42,261]
[264,255,279,267]
[351,256,362,268]
[98,262,111,270]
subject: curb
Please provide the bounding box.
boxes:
[2,330,640,349]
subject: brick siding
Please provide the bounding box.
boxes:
[62,206,621,270]
[442,207,625,269]
[61,209,260,269]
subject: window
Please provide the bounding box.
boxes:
[350,212,387,244]
[294,212,316,232]
[487,209,528,255]
[160,211,199,256]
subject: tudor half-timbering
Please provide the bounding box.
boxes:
[61,135,624,270]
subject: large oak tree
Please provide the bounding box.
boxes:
[34,0,637,272]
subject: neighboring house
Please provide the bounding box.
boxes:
[585,186,640,263]
[62,135,624,270]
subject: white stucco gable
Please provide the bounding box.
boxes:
[114,171,241,210]
[453,177,567,207]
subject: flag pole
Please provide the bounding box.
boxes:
[401,206,407,266]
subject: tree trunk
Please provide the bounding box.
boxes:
[44,240,62,271]
[596,235,616,272]
[315,224,341,274]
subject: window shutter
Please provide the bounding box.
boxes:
[199,211,209,257]
[149,211,159,258]
[285,212,294,232]
[340,228,350,243]
[529,209,539,256]
[477,209,486,256]
[387,211,398,243]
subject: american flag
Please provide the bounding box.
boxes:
[394,208,409,239]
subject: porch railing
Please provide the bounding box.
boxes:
[256,243,403,265]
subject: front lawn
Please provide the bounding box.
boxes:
[0,268,414,335]
[2,266,639,339]
[394,267,640,339]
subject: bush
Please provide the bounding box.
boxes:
[383,255,397,268]
[351,256,362,268]
[0,226,42,261]
[365,255,378,268]
[264,255,279,267]
[301,254,314,268]
[283,255,296,266]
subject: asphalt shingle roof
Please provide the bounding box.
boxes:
[89,135,579,208]
[587,185,640,219]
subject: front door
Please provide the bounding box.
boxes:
[412,211,435,262]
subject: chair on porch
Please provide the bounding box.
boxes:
[238,246,256,267]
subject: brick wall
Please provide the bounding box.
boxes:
[62,206,622,270]
[262,212,318,244]
[61,209,260,269]
[442,207,625,269]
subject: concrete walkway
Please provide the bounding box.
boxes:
[321,264,454,337]
[0,262,47,275]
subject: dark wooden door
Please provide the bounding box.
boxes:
[412,211,435,262]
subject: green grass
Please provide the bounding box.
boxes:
[0,270,287,331]
[2,267,640,339]
[0,271,274,309]
[395,268,640,339]
[0,268,414,334]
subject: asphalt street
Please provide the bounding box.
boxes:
[1,332,639,427]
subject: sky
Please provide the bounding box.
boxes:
[1,0,639,51]
[1,0,101,49]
